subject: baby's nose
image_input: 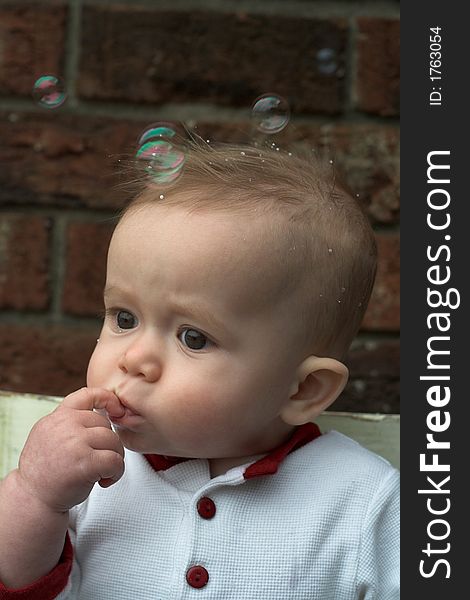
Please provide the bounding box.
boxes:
[118,338,162,382]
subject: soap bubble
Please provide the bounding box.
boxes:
[136,141,185,170]
[136,141,186,184]
[136,122,186,185]
[32,75,67,109]
[316,48,338,75]
[251,94,290,134]
[138,124,178,147]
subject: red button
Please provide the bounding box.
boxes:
[197,496,216,519]
[186,565,209,588]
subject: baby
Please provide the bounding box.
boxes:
[0,144,399,599]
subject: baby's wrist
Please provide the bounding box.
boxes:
[7,468,69,517]
[0,470,70,590]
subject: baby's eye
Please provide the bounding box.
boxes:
[106,309,138,331]
[116,310,138,330]
[178,328,210,351]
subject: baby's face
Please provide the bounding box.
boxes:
[87,202,301,460]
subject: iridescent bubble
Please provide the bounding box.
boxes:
[136,141,185,170]
[251,94,290,134]
[136,122,186,185]
[32,75,67,109]
[316,48,338,75]
[136,141,186,184]
[138,124,177,147]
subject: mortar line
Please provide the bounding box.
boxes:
[64,0,83,109]
[80,0,400,19]
[344,15,358,116]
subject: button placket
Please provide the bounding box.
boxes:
[187,477,244,592]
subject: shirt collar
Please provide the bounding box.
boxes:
[144,422,321,479]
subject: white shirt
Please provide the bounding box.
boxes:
[2,426,400,599]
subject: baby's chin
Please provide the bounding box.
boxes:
[110,427,163,455]
[113,431,201,459]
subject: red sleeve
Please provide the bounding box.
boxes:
[0,533,73,599]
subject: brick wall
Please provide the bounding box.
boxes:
[0,0,400,413]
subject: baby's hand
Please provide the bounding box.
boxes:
[16,387,126,513]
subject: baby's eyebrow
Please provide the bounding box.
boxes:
[103,284,126,300]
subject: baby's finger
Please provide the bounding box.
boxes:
[77,410,114,430]
[62,387,126,418]
[88,450,125,487]
[86,427,125,458]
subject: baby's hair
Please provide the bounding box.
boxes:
[119,141,377,360]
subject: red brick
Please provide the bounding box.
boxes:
[362,233,399,331]
[62,221,114,316]
[333,338,400,413]
[0,3,67,98]
[0,111,137,210]
[0,113,399,226]
[78,7,347,114]
[0,323,99,396]
[0,213,50,309]
[356,18,400,116]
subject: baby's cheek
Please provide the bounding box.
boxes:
[86,341,105,387]
[168,389,232,441]
[86,360,107,389]
[86,343,114,388]
[175,397,221,433]
[86,352,99,387]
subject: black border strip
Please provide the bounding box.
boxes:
[401,3,467,594]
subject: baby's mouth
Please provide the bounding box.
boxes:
[111,388,142,418]
[110,406,139,420]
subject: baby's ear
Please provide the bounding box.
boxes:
[280,356,349,426]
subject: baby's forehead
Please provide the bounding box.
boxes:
[118,202,263,249]
[112,203,296,313]
[117,202,280,254]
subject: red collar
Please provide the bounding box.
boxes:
[144,422,321,479]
